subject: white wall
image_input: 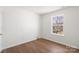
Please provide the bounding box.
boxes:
[41,7,79,48]
[0,9,2,52]
[2,8,40,49]
[1,7,79,50]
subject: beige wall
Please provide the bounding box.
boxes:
[41,7,79,48]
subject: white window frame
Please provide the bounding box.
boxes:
[51,14,64,36]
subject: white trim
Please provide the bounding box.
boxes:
[2,38,37,50]
[0,48,2,52]
[51,14,64,36]
[43,37,79,49]
[51,33,64,36]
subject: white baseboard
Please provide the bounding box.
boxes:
[1,37,79,52]
[0,49,2,53]
[2,38,37,51]
[42,37,79,49]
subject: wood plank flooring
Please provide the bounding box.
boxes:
[1,38,79,53]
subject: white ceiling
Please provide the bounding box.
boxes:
[22,6,63,14]
[0,6,64,14]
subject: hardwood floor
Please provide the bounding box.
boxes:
[1,38,79,53]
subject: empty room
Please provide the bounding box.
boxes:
[0,6,79,53]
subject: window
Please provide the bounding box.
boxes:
[51,15,64,36]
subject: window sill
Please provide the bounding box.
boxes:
[51,33,64,36]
